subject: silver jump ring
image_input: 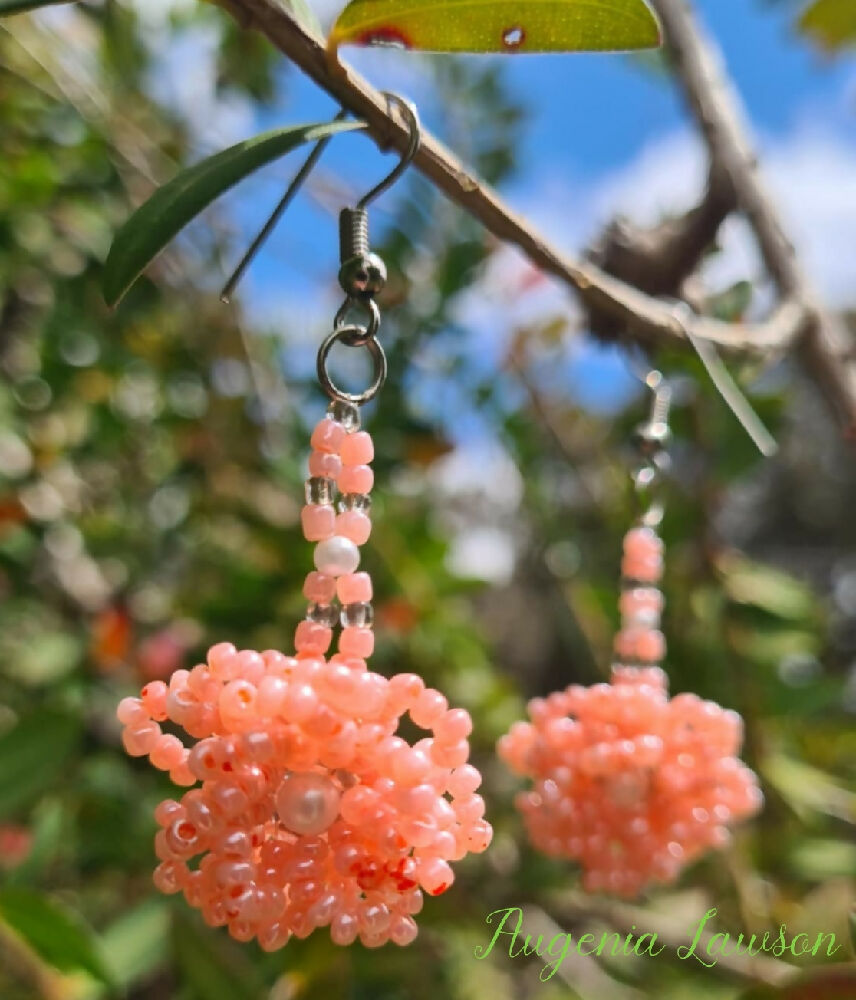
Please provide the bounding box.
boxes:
[334,297,380,343]
[317,326,388,405]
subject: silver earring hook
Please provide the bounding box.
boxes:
[219,93,420,304]
[355,93,420,209]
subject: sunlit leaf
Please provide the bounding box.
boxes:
[0,888,112,985]
[0,710,81,818]
[789,838,856,880]
[102,119,365,307]
[798,0,856,51]
[330,0,661,54]
[762,752,856,823]
[0,0,70,15]
[720,554,818,622]
[101,899,170,990]
[203,0,322,36]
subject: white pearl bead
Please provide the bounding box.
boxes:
[314,535,360,577]
[275,772,341,836]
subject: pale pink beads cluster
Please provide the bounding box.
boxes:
[299,402,378,662]
[117,404,491,948]
[498,524,762,899]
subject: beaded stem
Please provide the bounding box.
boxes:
[299,400,376,662]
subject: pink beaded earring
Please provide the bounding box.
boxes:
[498,370,762,899]
[116,96,491,950]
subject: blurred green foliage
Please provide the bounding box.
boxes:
[0,3,853,1000]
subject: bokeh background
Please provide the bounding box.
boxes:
[0,1,854,997]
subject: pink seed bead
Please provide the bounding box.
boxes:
[351,671,386,716]
[417,857,454,896]
[614,628,666,663]
[336,572,372,604]
[340,431,374,466]
[303,571,336,603]
[117,697,147,726]
[390,915,418,947]
[219,680,257,724]
[620,587,664,622]
[335,510,371,546]
[153,860,185,894]
[150,734,185,770]
[308,449,342,479]
[339,627,374,659]
[431,739,469,769]
[301,504,335,542]
[123,721,161,756]
[622,553,664,584]
[448,764,482,798]
[257,676,288,716]
[207,642,237,675]
[310,417,346,454]
[411,689,448,729]
[294,620,332,656]
[466,819,493,853]
[623,526,663,560]
[338,464,374,495]
[141,682,169,721]
[331,913,359,946]
[434,709,473,743]
[154,799,183,827]
[281,682,319,723]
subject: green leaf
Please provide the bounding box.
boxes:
[172,909,266,1000]
[0,887,112,985]
[0,0,71,15]
[330,0,661,53]
[101,899,170,990]
[102,119,365,307]
[0,709,81,819]
[798,0,856,51]
[204,0,322,36]
[721,555,817,622]
[281,0,322,36]
[762,752,856,823]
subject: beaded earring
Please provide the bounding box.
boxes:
[116,96,491,950]
[498,370,762,899]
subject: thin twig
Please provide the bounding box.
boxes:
[650,0,856,435]
[221,1,812,358]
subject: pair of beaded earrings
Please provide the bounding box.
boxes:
[116,96,761,950]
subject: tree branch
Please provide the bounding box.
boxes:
[650,0,856,435]
[221,0,856,429]
[587,163,736,341]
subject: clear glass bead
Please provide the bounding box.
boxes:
[328,400,360,432]
[307,603,339,628]
[337,492,372,513]
[306,476,336,505]
[341,601,374,629]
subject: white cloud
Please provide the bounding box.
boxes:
[527,123,856,309]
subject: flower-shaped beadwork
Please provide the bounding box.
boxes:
[498,525,762,898]
[118,646,491,948]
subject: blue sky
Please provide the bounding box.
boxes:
[134,0,855,420]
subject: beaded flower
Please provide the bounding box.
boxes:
[118,402,491,949]
[498,524,762,899]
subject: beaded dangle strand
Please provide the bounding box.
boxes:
[116,98,491,949]
[498,372,762,899]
